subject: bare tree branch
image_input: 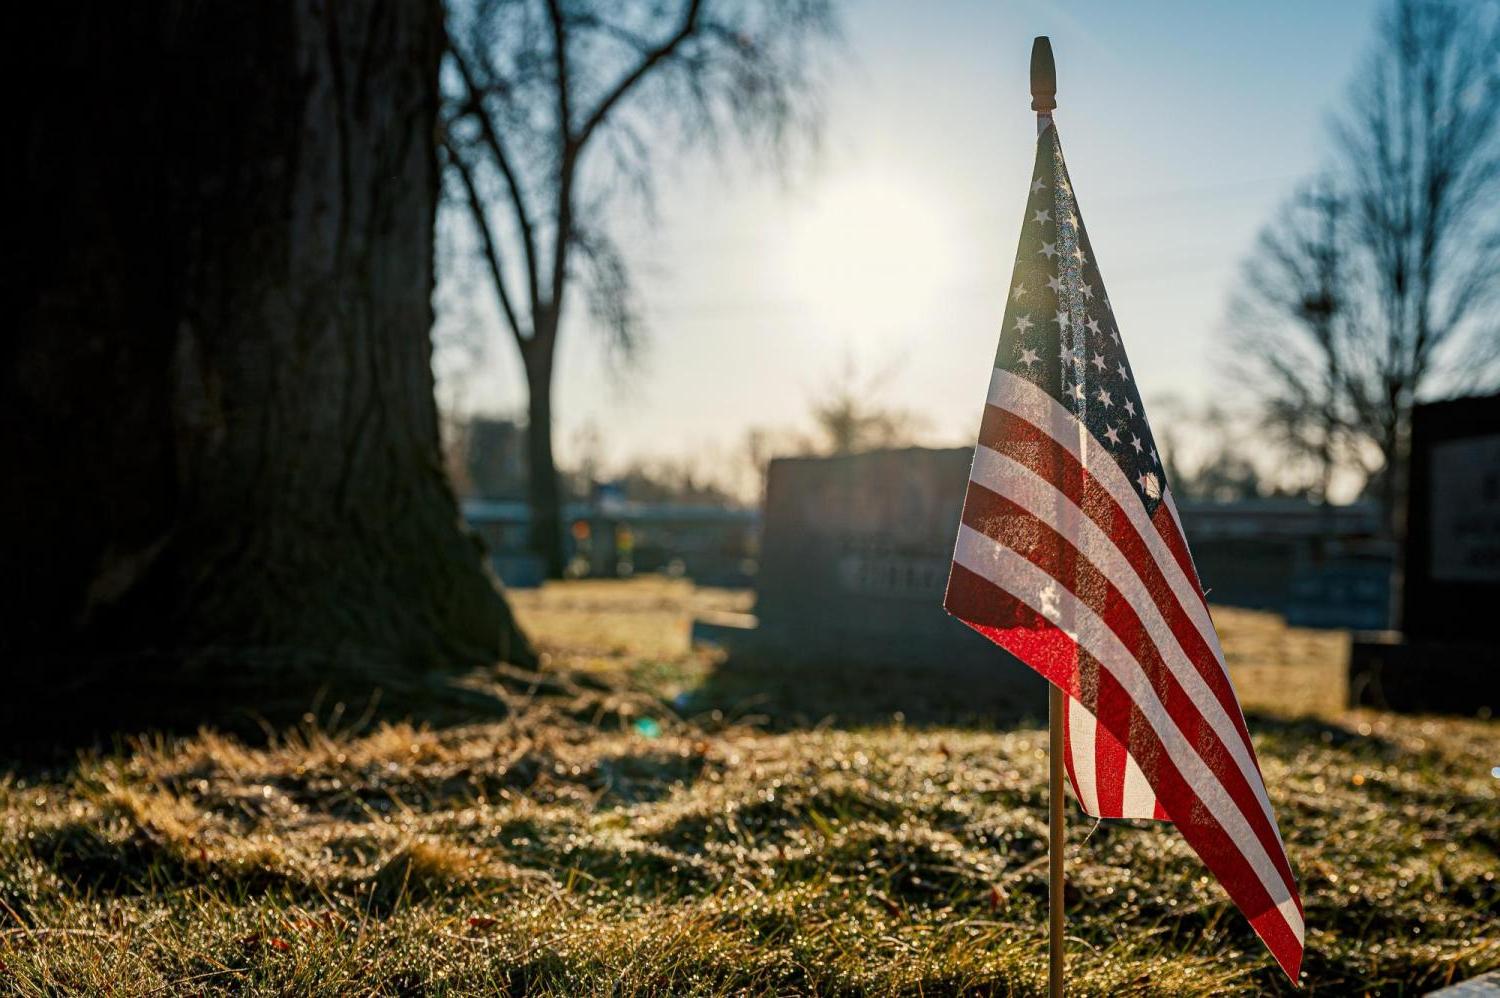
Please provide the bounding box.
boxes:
[448,43,544,310]
[543,0,576,314]
[572,0,704,153]
[443,138,529,349]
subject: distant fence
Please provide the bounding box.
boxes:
[463,498,759,588]
[465,489,1395,631]
[1177,499,1392,630]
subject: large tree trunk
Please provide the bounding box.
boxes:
[5,0,533,732]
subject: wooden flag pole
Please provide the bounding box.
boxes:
[1030,35,1065,998]
[1048,684,1066,997]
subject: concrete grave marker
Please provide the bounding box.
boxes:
[741,447,1045,713]
[1351,392,1500,714]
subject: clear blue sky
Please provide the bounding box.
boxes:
[440,0,1381,493]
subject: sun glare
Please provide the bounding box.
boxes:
[784,171,956,338]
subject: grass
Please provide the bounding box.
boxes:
[0,579,1494,995]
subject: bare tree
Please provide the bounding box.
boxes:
[1149,395,1272,503]
[1230,0,1500,533]
[1228,182,1357,504]
[1338,0,1500,531]
[441,0,838,576]
[808,354,929,456]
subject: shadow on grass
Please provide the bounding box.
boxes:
[684,646,1048,731]
[1241,710,1401,756]
[0,654,625,763]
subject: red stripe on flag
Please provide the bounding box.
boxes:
[976,405,1257,758]
[956,480,1299,902]
[947,561,1304,979]
[1151,499,1208,608]
[945,562,1081,695]
[1092,674,1131,817]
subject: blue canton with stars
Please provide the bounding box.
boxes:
[993,122,1167,516]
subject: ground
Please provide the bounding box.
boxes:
[0,579,1494,996]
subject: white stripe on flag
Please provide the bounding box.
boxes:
[1121,746,1157,819]
[1065,694,1160,820]
[1067,694,1101,815]
[985,367,1229,676]
[1162,489,1189,550]
[968,444,1277,834]
[953,524,1304,944]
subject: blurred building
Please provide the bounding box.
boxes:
[1177,498,1392,630]
[458,418,757,587]
[463,496,757,589]
[463,417,528,500]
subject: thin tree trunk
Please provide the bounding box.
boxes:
[524,345,567,579]
[5,0,533,733]
[1380,394,1406,541]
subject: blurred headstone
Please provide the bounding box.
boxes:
[1351,392,1500,715]
[1425,971,1500,997]
[1176,498,1391,628]
[725,447,1046,715]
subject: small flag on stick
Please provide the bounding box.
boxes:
[944,36,1304,982]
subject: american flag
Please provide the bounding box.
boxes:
[943,115,1304,979]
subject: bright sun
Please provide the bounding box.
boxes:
[784,170,956,338]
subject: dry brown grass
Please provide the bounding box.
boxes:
[0,579,1493,996]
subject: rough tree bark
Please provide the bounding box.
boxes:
[5,0,533,731]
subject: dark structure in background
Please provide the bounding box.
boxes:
[457,415,757,588]
[1179,499,1391,630]
[464,498,756,589]
[5,1,531,734]
[702,448,1046,715]
[1351,393,1500,715]
[707,444,1438,717]
[464,417,530,501]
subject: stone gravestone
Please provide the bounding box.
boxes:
[1424,971,1500,997]
[1350,392,1500,714]
[745,447,1045,714]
